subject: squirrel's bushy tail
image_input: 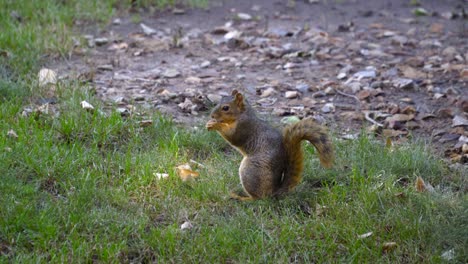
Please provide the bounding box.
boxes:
[281,118,334,191]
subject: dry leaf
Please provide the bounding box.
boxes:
[153,172,169,180]
[180,221,193,230]
[315,204,328,217]
[139,120,153,127]
[189,159,206,168]
[382,242,398,253]
[38,68,57,87]
[176,164,199,181]
[80,100,94,111]
[358,231,373,239]
[415,176,435,193]
[7,129,18,139]
[108,42,128,51]
[385,137,393,149]
[415,176,426,192]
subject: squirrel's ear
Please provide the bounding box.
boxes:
[234,92,245,109]
[231,89,239,96]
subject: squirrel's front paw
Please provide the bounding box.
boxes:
[206,119,218,130]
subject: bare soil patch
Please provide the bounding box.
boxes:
[56,0,467,161]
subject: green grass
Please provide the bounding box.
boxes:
[1,0,467,263]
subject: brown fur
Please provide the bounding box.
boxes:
[206,91,334,200]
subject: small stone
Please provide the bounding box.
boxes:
[140,23,156,35]
[371,81,382,89]
[80,100,94,111]
[116,107,130,117]
[180,221,193,230]
[442,46,457,57]
[200,60,211,68]
[283,62,298,69]
[400,97,414,104]
[237,13,252,20]
[337,72,347,79]
[393,78,414,90]
[324,87,335,95]
[285,91,299,99]
[162,69,181,78]
[353,70,376,79]
[94,38,109,46]
[321,103,335,113]
[97,64,113,71]
[172,8,185,15]
[295,83,310,92]
[185,76,201,84]
[224,30,242,40]
[261,87,276,97]
[112,18,122,25]
[452,115,468,127]
[347,82,361,93]
[207,94,222,104]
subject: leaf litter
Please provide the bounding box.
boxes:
[53,0,467,164]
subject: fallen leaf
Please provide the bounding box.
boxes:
[153,172,169,179]
[358,231,373,239]
[180,221,193,230]
[7,129,18,139]
[140,23,156,35]
[385,137,393,149]
[441,249,455,261]
[176,164,199,181]
[399,65,426,79]
[415,176,426,192]
[382,242,398,253]
[139,120,153,127]
[38,68,57,87]
[315,204,328,217]
[452,115,468,127]
[108,42,128,51]
[415,176,435,193]
[80,100,94,111]
[386,114,415,123]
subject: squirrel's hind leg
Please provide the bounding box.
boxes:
[229,191,255,201]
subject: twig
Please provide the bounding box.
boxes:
[335,89,361,110]
[363,111,384,127]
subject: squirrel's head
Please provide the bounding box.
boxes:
[210,90,246,123]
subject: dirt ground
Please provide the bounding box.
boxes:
[56,0,467,162]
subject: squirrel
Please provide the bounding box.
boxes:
[206,90,334,201]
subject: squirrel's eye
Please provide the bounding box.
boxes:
[222,105,230,111]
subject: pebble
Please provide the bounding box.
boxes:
[140,23,156,35]
[261,87,276,97]
[94,38,109,46]
[324,87,335,95]
[97,64,113,71]
[393,78,414,90]
[200,60,211,68]
[321,103,335,113]
[353,70,376,79]
[337,72,347,79]
[237,13,252,20]
[285,91,299,99]
[162,69,181,78]
[207,94,222,104]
